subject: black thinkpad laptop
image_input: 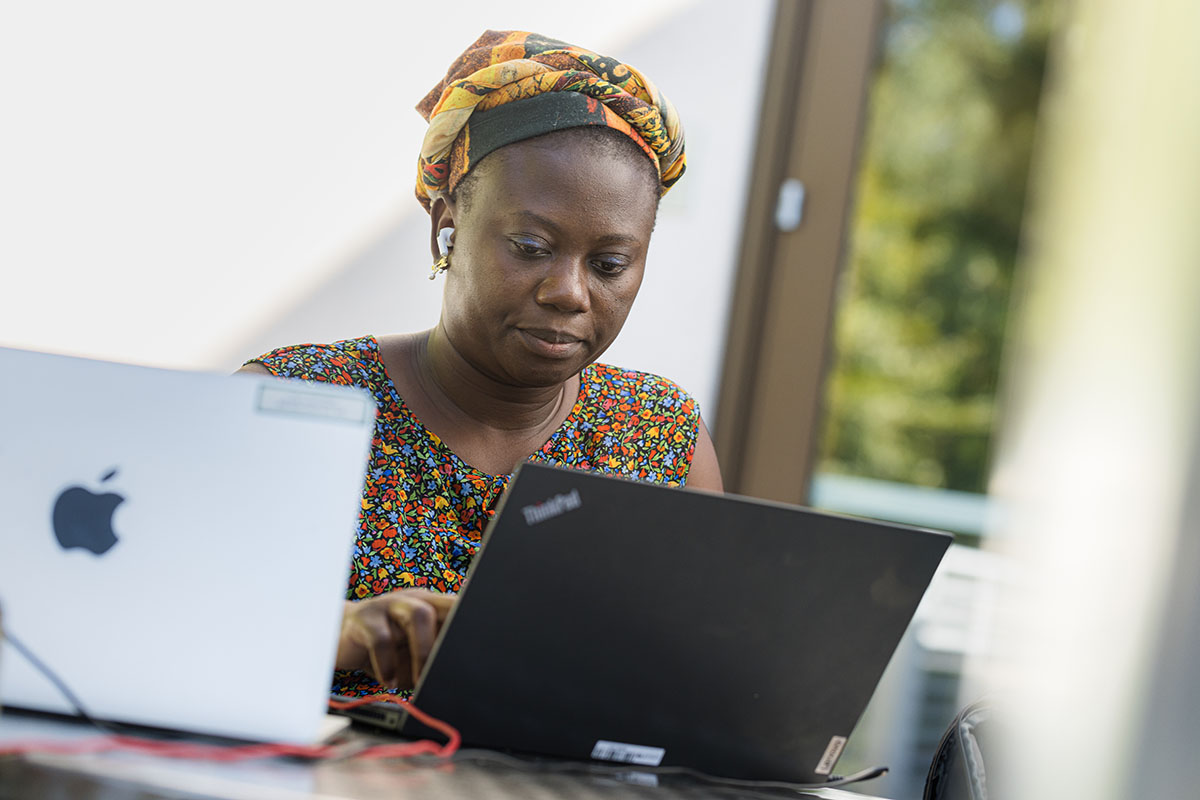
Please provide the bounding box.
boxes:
[341,462,951,784]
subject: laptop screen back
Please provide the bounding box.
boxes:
[0,347,374,743]
[404,463,951,782]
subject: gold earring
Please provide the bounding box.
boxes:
[429,253,450,280]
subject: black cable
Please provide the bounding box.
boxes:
[0,625,187,740]
[2,625,101,727]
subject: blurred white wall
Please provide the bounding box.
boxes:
[0,0,773,422]
[977,0,1200,796]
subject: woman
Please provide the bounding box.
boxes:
[240,30,722,695]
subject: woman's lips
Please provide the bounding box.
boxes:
[518,328,584,358]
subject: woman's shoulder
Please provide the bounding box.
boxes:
[245,335,385,389]
[554,362,701,485]
[583,362,699,421]
[587,362,695,403]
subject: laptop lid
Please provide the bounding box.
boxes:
[400,462,952,783]
[0,347,374,744]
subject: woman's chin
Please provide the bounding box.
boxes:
[499,349,591,389]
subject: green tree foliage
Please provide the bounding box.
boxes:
[818,0,1056,493]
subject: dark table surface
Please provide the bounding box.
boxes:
[0,712,888,800]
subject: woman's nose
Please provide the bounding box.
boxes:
[534,259,590,313]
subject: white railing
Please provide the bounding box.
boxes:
[809,472,993,537]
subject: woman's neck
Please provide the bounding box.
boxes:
[417,325,573,435]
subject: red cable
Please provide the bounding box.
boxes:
[0,737,333,760]
[0,696,460,762]
[328,693,462,758]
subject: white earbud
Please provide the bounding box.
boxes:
[437,227,455,257]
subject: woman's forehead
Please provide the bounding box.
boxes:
[462,139,658,230]
[459,133,658,216]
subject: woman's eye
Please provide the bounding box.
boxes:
[592,260,628,276]
[510,237,548,257]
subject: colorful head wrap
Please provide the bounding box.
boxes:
[415,30,686,212]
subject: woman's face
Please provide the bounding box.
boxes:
[433,133,659,388]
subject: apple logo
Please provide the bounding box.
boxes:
[51,468,124,555]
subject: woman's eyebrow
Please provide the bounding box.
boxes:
[510,210,641,245]
[510,210,562,234]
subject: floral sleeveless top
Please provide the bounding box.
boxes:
[251,335,699,696]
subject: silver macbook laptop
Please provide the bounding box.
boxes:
[0,346,375,744]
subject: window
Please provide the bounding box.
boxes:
[814,0,1055,544]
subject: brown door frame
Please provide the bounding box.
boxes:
[715,0,884,503]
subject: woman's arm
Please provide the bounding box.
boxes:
[688,419,724,493]
[235,362,272,376]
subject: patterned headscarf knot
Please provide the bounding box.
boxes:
[414,30,686,211]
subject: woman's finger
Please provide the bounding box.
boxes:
[400,589,457,624]
[386,595,438,684]
[424,591,458,623]
[349,608,402,689]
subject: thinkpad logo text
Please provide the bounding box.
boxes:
[521,489,582,525]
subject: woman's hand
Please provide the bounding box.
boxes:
[335,589,456,690]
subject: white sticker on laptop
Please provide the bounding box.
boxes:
[591,739,665,766]
[256,384,372,425]
[814,735,847,775]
